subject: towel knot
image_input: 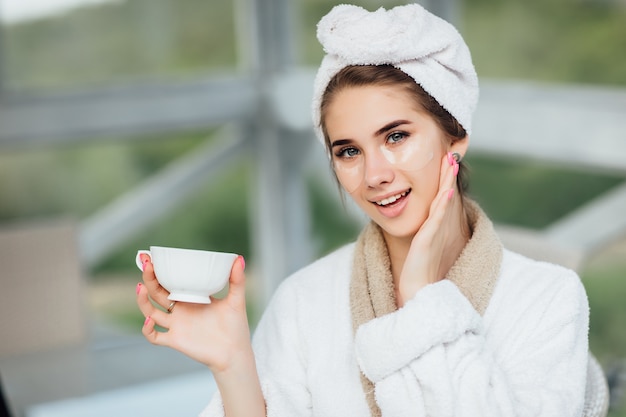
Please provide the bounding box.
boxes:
[312,4,479,145]
[317,5,451,66]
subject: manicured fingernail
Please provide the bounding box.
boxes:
[453,162,459,176]
[448,188,455,200]
[141,259,149,272]
[144,316,151,326]
[238,255,246,271]
[447,152,454,166]
[136,282,142,294]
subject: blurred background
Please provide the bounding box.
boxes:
[0,0,625,416]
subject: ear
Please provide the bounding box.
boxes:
[449,135,470,160]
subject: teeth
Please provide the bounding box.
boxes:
[376,191,408,206]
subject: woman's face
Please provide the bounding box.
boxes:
[324,84,453,240]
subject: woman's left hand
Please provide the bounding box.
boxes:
[397,152,461,305]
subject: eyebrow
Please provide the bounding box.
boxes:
[330,139,351,149]
[375,120,412,136]
[330,119,413,149]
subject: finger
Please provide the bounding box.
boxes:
[437,153,451,191]
[431,154,455,215]
[429,189,451,226]
[226,255,247,308]
[422,182,456,239]
[440,152,457,191]
[136,282,172,328]
[142,316,170,347]
[448,157,459,190]
[433,158,454,217]
[139,254,171,308]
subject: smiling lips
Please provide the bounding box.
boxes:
[374,190,410,206]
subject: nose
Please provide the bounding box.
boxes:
[363,149,394,188]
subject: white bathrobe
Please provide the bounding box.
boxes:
[200,239,589,416]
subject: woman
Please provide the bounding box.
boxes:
[136,4,590,416]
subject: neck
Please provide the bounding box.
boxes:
[384,197,471,288]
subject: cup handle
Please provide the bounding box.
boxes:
[135,250,151,271]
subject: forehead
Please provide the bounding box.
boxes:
[324,85,427,139]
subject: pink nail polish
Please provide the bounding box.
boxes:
[239,255,246,271]
[448,188,455,200]
[453,162,459,176]
[136,282,142,294]
[447,152,454,166]
[141,259,148,272]
[144,316,151,326]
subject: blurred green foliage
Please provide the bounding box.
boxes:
[2,0,625,90]
[467,155,624,228]
[299,0,626,87]
[583,257,626,417]
[98,152,253,272]
[0,131,207,220]
[464,0,626,86]
[2,0,238,90]
[584,258,626,362]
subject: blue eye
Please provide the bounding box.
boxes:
[335,146,360,159]
[387,131,408,144]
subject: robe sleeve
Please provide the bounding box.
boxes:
[354,270,589,417]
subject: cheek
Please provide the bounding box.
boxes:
[409,137,447,192]
[411,157,442,196]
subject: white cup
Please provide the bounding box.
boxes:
[135,246,238,304]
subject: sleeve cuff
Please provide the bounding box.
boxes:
[354,280,482,383]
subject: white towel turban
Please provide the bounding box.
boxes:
[311,4,479,146]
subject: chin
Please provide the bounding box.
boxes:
[375,215,425,241]
[384,224,419,241]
